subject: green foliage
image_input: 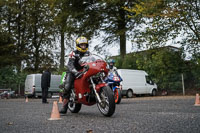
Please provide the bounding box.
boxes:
[113,47,186,91]
[147,50,184,90]
[186,53,200,88]
[0,0,56,71]
[1,0,200,93]
[52,67,67,75]
[0,66,27,90]
[89,0,144,57]
[0,32,16,67]
[113,56,123,69]
[121,54,137,69]
[126,0,200,54]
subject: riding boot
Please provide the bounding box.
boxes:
[59,98,68,114]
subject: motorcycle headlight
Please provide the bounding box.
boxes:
[101,72,105,77]
[106,64,109,69]
[92,72,101,78]
[92,72,105,79]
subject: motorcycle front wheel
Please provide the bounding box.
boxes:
[97,86,115,117]
[114,88,122,104]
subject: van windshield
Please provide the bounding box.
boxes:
[146,76,154,85]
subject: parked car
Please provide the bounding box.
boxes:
[0,91,16,99]
[8,91,16,98]
[0,91,8,99]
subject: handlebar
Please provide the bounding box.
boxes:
[76,65,89,79]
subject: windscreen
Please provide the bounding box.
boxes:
[79,54,104,65]
[109,70,118,76]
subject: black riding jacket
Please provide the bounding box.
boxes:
[67,50,90,73]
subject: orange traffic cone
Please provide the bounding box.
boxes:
[48,101,61,120]
[25,96,28,103]
[58,96,63,103]
[194,93,200,106]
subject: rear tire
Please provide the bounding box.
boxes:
[68,89,82,113]
[97,86,115,117]
[127,89,133,98]
[68,102,82,113]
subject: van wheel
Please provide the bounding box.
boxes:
[47,93,52,98]
[151,89,157,96]
[127,90,133,98]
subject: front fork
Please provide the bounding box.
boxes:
[90,77,102,103]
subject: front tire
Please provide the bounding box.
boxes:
[114,88,121,104]
[151,89,157,96]
[97,86,115,117]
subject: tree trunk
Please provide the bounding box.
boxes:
[33,19,39,71]
[34,45,40,71]
[60,30,65,69]
[120,33,126,58]
[18,83,21,96]
[118,8,126,58]
[33,1,39,71]
[17,0,22,72]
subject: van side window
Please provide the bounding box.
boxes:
[146,76,154,85]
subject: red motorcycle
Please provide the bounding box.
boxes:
[67,54,116,117]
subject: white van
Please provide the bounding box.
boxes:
[117,69,157,98]
[24,74,61,98]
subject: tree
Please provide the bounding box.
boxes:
[94,0,144,58]
[123,0,200,90]
[25,0,55,71]
[126,0,200,54]
[1,0,56,72]
[185,52,200,89]
[0,66,26,91]
[0,31,16,67]
[114,47,186,91]
[138,49,185,91]
[48,0,103,70]
[52,1,146,59]
[0,0,23,69]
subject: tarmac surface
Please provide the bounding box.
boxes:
[0,96,200,133]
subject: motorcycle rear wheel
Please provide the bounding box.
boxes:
[68,101,82,113]
[97,86,115,117]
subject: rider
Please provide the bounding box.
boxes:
[59,36,90,114]
[107,59,122,81]
[107,59,117,72]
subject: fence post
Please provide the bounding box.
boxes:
[182,73,185,96]
[18,80,21,96]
